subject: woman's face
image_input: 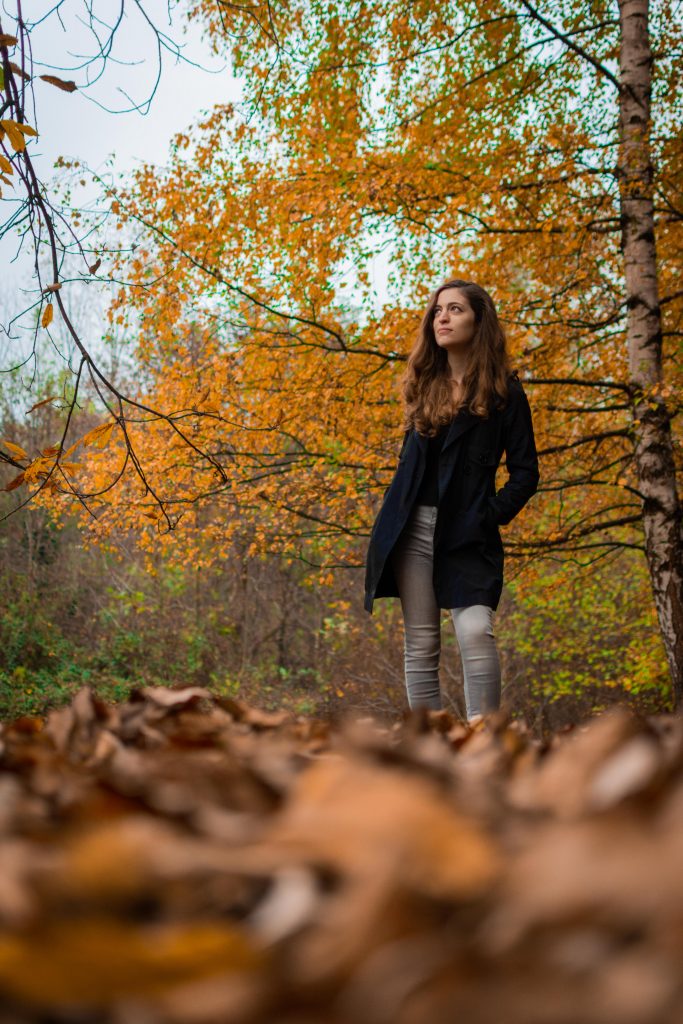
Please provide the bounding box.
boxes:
[432,287,477,350]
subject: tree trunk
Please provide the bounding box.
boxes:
[618,0,683,706]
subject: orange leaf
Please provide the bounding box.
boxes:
[8,61,30,82]
[26,395,58,414]
[4,471,25,491]
[2,439,28,460]
[80,421,117,449]
[0,119,37,152]
[0,119,25,152]
[41,303,53,328]
[94,423,116,449]
[11,121,37,137]
[23,458,51,483]
[0,918,262,1005]
[38,74,77,92]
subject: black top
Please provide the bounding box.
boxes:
[414,423,448,506]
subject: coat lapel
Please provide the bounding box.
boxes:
[414,406,479,457]
[441,407,479,453]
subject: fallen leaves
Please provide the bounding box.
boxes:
[0,918,262,1006]
[0,687,681,1023]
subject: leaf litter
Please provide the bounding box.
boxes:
[0,687,681,1023]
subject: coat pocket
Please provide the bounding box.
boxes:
[483,496,500,529]
[465,448,500,531]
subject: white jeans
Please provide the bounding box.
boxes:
[390,503,502,717]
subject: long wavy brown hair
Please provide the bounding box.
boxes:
[400,279,513,436]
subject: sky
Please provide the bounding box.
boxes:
[1,0,392,377]
[1,1,239,315]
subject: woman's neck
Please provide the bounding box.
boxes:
[446,351,469,383]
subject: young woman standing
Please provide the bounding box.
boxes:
[364,279,540,723]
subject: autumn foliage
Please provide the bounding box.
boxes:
[11,4,679,658]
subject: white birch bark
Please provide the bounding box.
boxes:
[618,0,683,705]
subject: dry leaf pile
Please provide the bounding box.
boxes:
[0,686,681,1024]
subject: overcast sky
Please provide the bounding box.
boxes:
[1,0,392,381]
[1,1,240,330]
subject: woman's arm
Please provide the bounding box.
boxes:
[487,381,540,526]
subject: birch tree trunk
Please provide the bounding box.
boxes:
[618,0,683,706]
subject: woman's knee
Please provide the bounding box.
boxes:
[403,621,441,659]
[450,604,495,644]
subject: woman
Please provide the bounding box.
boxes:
[364,279,539,723]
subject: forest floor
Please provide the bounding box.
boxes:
[0,686,681,1023]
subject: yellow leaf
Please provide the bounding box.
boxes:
[0,119,37,151]
[0,119,25,152]
[41,303,53,328]
[23,458,51,483]
[0,33,18,46]
[94,423,116,449]
[0,155,13,175]
[3,439,28,460]
[10,121,38,137]
[80,421,117,449]
[41,444,61,457]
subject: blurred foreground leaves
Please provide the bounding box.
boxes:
[0,688,682,1023]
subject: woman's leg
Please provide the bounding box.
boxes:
[390,505,442,710]
[449,604,501,719]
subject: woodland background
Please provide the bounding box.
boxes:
[1,0,681,733]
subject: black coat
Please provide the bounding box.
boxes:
[364,374,540,614]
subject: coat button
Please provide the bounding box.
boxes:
[478,451,492,464]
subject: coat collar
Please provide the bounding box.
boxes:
[414,406,479,456]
